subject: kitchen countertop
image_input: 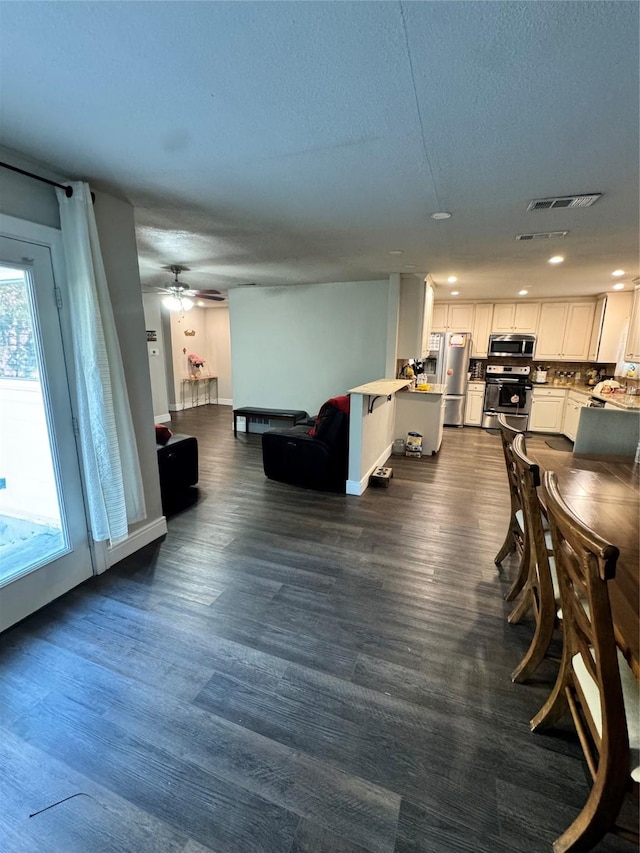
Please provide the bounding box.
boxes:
[400,384,446,396]
[348,379,411,395]
[532,383,640,410]
[593,393,640,411]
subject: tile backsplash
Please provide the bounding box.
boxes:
[468,358,617,385]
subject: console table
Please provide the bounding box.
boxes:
[182,376,218,408]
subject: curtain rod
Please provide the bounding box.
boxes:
[0,160,75,196]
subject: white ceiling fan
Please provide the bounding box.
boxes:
[148,265,227,311]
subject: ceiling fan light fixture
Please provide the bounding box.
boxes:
[163,294,194,312]
[162,295,182,311]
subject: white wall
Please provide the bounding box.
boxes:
[206,307,233,404]
[142,293,170,422]
[229,280,394,416]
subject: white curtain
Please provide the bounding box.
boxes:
[56,181,146,544]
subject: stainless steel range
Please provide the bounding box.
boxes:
[482,364,533,430]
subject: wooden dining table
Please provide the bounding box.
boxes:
[529,442,640,678]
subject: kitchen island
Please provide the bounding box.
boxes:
[394,386,446,456]
[346,380,446,495]
[346,379,410,495]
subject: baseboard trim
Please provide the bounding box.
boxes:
[104,516,168,570]
[154,412,171,424]
[217,398,233,407]
[346,443,392,496]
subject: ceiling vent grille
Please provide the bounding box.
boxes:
[515,231,569,241]
[527,194,601,211]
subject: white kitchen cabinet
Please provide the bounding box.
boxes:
[624,285,640,362]
[464,384,485,426]
[471,303,493,357]
[431,302,474,332]
[536,301,595,361]
[589,291,633,362]
[562,390,589,441]
[491,302,539,333]
[529,387,566,433]
[397,276,435,358]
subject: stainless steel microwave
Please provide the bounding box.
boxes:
[488,334,536,358]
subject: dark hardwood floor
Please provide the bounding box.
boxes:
[1,406,634,852]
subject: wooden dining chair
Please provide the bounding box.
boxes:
[494,414,529,601]
[508,433,560,683]
[531,471,639,853]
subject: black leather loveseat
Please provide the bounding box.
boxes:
[261,396,349,491]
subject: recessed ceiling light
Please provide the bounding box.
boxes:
[518,289,528,296]
[388,249,404,255]
[197,301,205,306]
[612,283,625,291]
[450,290,459,296]
[431,211,452,220]
[612,269,625,277]
[548,255,564,264]
[447,276,458,283]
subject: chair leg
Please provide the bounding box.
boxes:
[530,667,569,732]
[551,761,629,853]
[494,525,516,566]
[508,586,532,625]
[504,542,529,602]
[511,604,556,682]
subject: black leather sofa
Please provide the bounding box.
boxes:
[262,396,349,491]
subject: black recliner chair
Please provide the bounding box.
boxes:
[262,396,350,491]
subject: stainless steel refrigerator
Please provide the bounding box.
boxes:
[427,332,471,426]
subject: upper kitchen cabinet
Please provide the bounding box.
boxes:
[589,291,633,362]
[491,301,539,333]
[431,302,474,333]
[624,285,640,362]
[397,275,435,358]
[470,303,493,357]
[536,301,595,361]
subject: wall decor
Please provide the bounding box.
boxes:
[184,329,196,336]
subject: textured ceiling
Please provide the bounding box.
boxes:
[1,1,638,300]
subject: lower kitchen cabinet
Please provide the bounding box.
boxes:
[464,384,485,426]
[529,387,566,433]
[562,391,589,441]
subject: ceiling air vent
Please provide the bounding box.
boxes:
[526,194,602,211]
[516,231,569,241]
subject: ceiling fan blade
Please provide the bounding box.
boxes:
[190,290,226,300]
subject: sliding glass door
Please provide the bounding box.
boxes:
[0,234,93,631]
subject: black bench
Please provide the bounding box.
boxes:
[233,407,308,437]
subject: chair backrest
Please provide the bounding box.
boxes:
[497,414,525,516]
[512,433,554,597]
[542,470,626,768]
